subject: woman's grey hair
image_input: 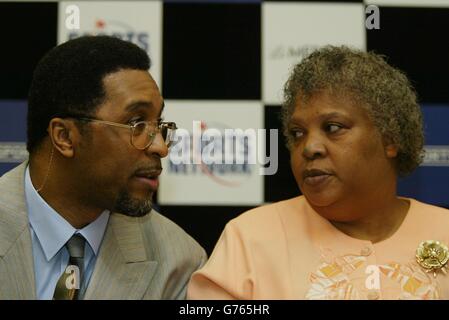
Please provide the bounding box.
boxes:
[282,45,424,177]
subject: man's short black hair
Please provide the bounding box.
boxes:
[27,35,151,154]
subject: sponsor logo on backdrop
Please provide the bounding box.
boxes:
[168,121,278,186]
[269,45,318,61]
[67,19,149,52]
[422,145,449,166]
[169,121,253,187]
[58,1,161,84]
[0,142,28,163]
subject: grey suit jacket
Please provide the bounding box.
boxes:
[0,162,207,299]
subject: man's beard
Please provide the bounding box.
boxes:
[113,189,153,217]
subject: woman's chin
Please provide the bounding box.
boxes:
[303,191,338,208]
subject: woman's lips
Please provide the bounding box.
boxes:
[303,174,332,187]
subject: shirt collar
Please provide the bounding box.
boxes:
[24,165,110,261]
[78,210,109,255]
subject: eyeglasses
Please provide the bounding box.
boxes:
[64,115,177,150]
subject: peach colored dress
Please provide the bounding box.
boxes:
[187,196,449,300]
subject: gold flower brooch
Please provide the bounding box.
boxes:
[416,240,449,277]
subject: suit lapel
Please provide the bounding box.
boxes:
[84,213,157,299]
[0,229,36,299]
[0,161,36,299]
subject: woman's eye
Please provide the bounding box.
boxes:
[326,123,343,133]
[290,129,304,139]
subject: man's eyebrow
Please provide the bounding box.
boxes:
[125,100,165,114]
[125,101,153,113]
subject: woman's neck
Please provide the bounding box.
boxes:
[329,197,410,243]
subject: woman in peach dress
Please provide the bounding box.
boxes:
[187,46,449,300]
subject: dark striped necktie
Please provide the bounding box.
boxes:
[53,234,85,300]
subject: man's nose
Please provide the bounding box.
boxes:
[146,132,169,158]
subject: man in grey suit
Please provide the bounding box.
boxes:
[0,36,206,299]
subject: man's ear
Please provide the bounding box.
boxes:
[47,118,79,158]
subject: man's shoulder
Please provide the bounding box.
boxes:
[138,209,206,261]
[0,162,29,256]
[144,209,198,242]
[0,162,27,199]
[135,210,207,299]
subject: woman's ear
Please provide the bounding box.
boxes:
[385,143,399,158]
[383,135,399,158]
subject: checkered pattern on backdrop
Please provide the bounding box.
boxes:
[0,0,448,254]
